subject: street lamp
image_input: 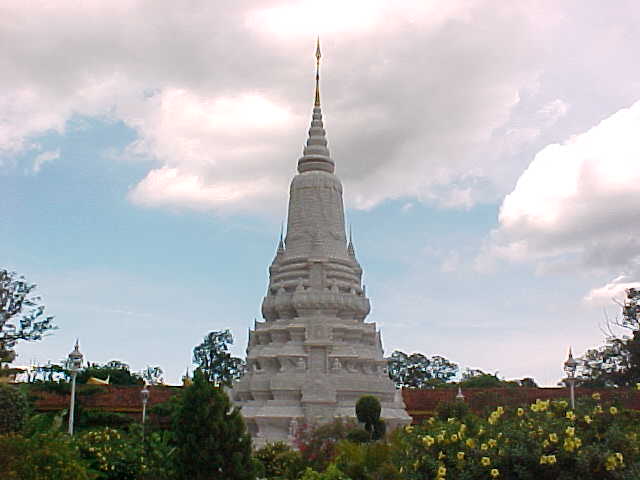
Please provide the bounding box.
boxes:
[140,384,150,440]
[456,385,465,401]
[564,347,578,409]
[67,340,83,435]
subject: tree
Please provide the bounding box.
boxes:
[173,369,256,480]
[578,287,640,387]
[355,395,385,441]
[76,360,144,385]
[388,351,458,388]
[142,365,164,385]
[0,270,56,373]
[193,330,245,386]
[460,369,507,388]
[0,384,27,434]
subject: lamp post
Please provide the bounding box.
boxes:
[67,340,83,435]
[140,384,150,440]
[456,385,465,401]
[564,348,578,410]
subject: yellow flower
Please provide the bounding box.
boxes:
[615,452,624,463]
[565,426,575,437]
[542,440,550,448]
[490,468,500,478]
[481,443,488,450]
[481,456,491,466]
[548,455,557,464]
[448,417,456,423]
[636,382,640,390]
[592,392,601,401]
[584,415,592,424]
[530,404,539,412]
[437,465,447,476]
[428,417,435,424]
[438,451,446,460]
[549,433,558,443]
[422,435,435,447]
[540,456,547,465]
[457,452,465,461]
[566,411,576,421]
[563,438,575,452]
[466,438,476,448]
[517,408,524,417]
[405,425,414,433]
[575,437,582,448]
[451,434,459,442]
[496,406,504,415]
[610,406,618,415]
[488,439,497,448]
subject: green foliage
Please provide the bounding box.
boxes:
[356,395,386,441]
[76,408,134,430]
[23,410,66,437]
[460,369,508,388]
[388,351,458,388]
[254,441,304,479]
[173,368,255,480]
[390,395,640,480]
[76,360,144,385]
[0,383,27,434]
[347,428,373,444]
[334,441,401,480]
[192,329,245,386]
[579,288,640,388]
[294,417,361,472]
[0,270,56,372]
[77,425,175,480]
[0,433,92,480]
[356,395,381,429]
[299,464,350,480]
[435,400,471,423]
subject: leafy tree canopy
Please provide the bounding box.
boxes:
[578,287,640,388]
[76,360,144,385]
[388,351,458,388]
[0,270,56,373]
[193,329,245,386]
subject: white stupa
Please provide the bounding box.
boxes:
[231,40,410,446]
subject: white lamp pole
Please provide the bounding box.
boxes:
[564,348,578,410]
[67,340,83,435]
[140,384,150,441]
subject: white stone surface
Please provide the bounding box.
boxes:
[231,94,410,447]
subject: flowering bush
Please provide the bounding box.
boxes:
[77,426,175,480]
[0,432,92,480]
[294,417,362,472]
[391,395,640,479]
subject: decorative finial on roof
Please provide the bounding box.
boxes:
[298,38,334,174]
[315,37,321,107]
[347,224,356,257]
[277,223,285,254]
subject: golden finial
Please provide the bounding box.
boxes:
[314,37,321,107]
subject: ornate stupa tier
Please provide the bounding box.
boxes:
[232,40,410,446]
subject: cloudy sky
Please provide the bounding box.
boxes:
[4,1,640,386]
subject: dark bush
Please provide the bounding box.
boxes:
[0,383,27,434]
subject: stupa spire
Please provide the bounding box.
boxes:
[297,37,334,174]
[314,36,321,107]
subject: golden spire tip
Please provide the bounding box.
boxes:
[314,37,321,107]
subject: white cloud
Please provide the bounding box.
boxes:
[584,275,640,307]
[32,149,60,173]
[482,100,640,282]
[2,1,640,216]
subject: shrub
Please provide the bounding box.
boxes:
[0,383,27,434]
[294,417,361,472]
[254,441,304,479]
[435,400,471,422]
[391,396,640,480]
[0,432,92,480]
[356,395,385,440]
